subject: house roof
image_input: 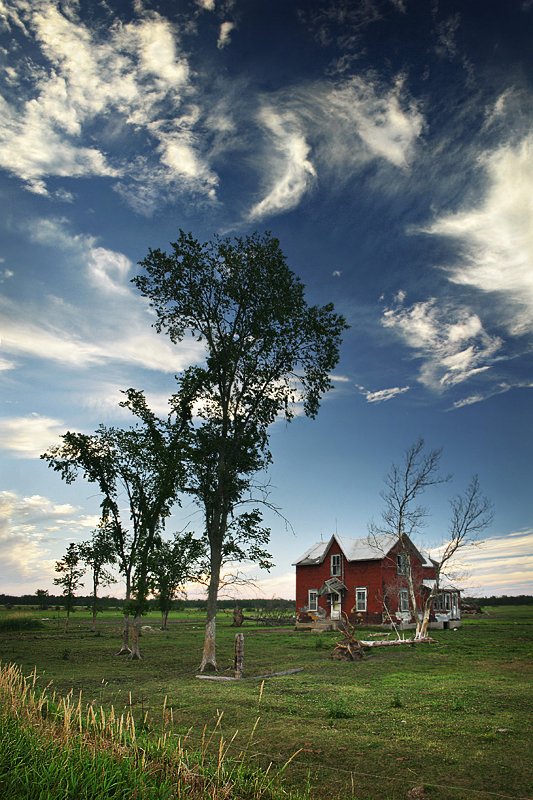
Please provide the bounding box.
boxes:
[422,579,460,592]
[292,533,434,567]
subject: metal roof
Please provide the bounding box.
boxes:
[292,532,433,567]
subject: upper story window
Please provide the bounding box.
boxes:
[397,552,408,575]
[331,553,342,576]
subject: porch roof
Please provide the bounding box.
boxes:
[318,577,348,596]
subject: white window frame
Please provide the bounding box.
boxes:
[307,589,318,612]
[397,552,408,575]
[330,553,342,576]
[433,593,445,612]
[355,587,367,612]
[399,588,410,612]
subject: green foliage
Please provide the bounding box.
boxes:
[53,543,85,624]
[0,662,306,800]
[0,606,532,799]
[390,690,403,708]
[135,231,348,667]
[326,696,354,719]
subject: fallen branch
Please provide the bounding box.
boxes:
[359,637,437,647]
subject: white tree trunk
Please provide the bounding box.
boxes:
[129,612,142,660]
[116,614,132,655]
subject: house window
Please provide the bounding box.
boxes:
[433,594,445,612]
[330,553,342,576]
[397,552,408,575]
[355,587,367,612]
[308,590,318,612]
[399,588,410,612]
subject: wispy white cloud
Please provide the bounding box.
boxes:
[217,21,235,49]
[430,529,533,596]
[0,414,65,457]
[421,134,533,336]
[249,73,423,219]
[357,385,410,403]
[249,108,316,220]
[1,216,205,373]
[319,75,423,169]
[382,295,503,391]
[0,1,218,209]
[0,490,99,594]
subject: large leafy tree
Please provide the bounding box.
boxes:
[42,389,193,659]
[134,230,348,670]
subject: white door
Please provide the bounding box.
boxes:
[330,591,341,619]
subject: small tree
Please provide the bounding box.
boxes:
[35,589,49,611]
[134,230,348,670]
[148,532,205,629]
[53,543,85,633]
[369,438,493,639]
[79,521,117,632]
[42,388,193,658]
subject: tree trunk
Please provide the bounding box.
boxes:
[116,614,131,655]
[64,610,70,633]
[129,611,142,660]
[200,546,222,671]
[416,591,435,640]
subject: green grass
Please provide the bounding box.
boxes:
[1,605,532,799]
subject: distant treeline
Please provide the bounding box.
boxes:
[0,594,294,612]
[463,595,533,606]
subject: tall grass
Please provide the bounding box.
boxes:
[0,613,45,632]
[0,663,303,799]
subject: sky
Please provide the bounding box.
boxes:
[0,0,532,601]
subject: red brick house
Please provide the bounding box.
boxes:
[293,533,461,629]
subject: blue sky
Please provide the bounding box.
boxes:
[0,0,532,600]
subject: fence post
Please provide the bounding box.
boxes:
[234,633,244,679]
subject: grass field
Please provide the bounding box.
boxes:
[0,605,532,799]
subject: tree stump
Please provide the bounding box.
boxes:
[232,604,244,627]
[331,637,365,661]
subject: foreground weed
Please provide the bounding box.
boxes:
[327,696,354,720]
[390,690,403,708]
[0,662,305,800]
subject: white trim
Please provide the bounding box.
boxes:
[330,553,342,576]
[399,588,410,612]
[355,587,367,612]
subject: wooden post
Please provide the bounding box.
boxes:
[234,632,244,679]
